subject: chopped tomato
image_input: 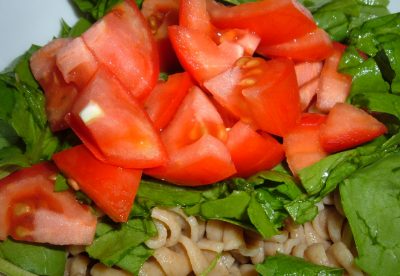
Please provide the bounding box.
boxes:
[299,77,319,111]
[179,0,215,37]
[320,103,387,153]
[207,0,316,47]
[227,121,284,177]
[144,72,193,131]
[53,145,142,222]
[256,28,333,61]
[316,43,352,113]
[0,163,96,245]
[30,38,78,132]
[168,25,243,84]
[295,61,323,87]
[209,97,238,128]
[82,0,159,101]
[145,87,235,185]
[56,37,98,90]
[241,57,301,137]
[141,0,180,72]
[66,67,167,169]
[145,135,236,186]
[161,86,228,151]
[218,29,261,56]
[284,113,328,176]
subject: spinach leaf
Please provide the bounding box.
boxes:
[59,18,92,38]
[256,254,343,276]
[340,152,400,275]
[54,173,69,192]
[72,0,144,20]
[116,245,154,275]
[0,239,66,276]
[0,257,37,276]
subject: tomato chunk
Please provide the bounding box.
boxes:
[295,61,323,87]
[82,0,159,101]
[241,57,301,137]
[144,72,193,131]
[56,37,98,90]
[227,121,284,177]
[141,0,180,72]
[284,113,328,176]
[53,145,142,222]
[320,103,387,153]
[0,163,96,245]
[219,29,261,56]
[66,67,167,169]
[207,0,316,47]
[169,25,243,84]
[316,43,352,113]
[30,38,78,132]
[256,28,333,61]
[299,77,320,111]
[179,0,215,37]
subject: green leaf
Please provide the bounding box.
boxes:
[0,239,66,276]
[60,18,92,38]
[247,193,279,238]
[54,174,69,192]
[340,152,400,275]
[256,254,343,276]
[0,257,37,276]
[72,0,124,21]
[116,245,153,275]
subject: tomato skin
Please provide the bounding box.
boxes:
[242,58,301,137]
[179,0,215,37]
[256,28,333,61]
[30,38,78,132]
[142,0,180,72]
[0,163,96,245]
[207,0,316,47]
[316,43,352,113]
[66,67,167,169]
[227,121,284,178]
[53,145,142,222]
[82,0,159,101]
[144,72,193,131]
[168,25,244,84]
[284,113,328,176]
[145,135,236,186]
[320,103,387,153]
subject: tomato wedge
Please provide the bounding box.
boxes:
[144,72,193,131]
[256,28,333,61]
[82,0,159,101]
[30,38,78,132]
[316,43,352,113]
[66,67,167,169]
[320,103,387,153]
[141,0,180,72]
[284,114,327,176]
[207,0,316,47]
[227,121,284,177]
[295,61,323,86]
[53,145,142,222]
[0,163,96,245]
[179,0,215,37]
[299,77,319,111]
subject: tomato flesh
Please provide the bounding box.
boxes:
[295,61,323,87]
[227,121,284,177]
[66,67,167,169]
[53,145,142,222]
[0,163,96,245]
[30,38,78,132]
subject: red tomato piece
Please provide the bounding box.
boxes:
[66,67,167,169]
[141,0,180,72]
[144,72,193,131]
[179,0,215,37]
[207,0,316,47]
[56,37,98,90]
[145,134,236,186]
[219,29,261,56]
[0,163,96,245]
[320,103,387,153]
[295,61,323,87]
[240,57,301,137]
[209,97,238,128]
[161,86,228,152]
[316,43,352,113]
[53,145,142,222]
[299,77,319,111]
[82,0,159,101]
[30,38,78,132]
[227,121,284,177]
[284,113,328,176]
[168,25,244,84]
[256,28,333,61]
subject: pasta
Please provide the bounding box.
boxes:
[65,190,363,276]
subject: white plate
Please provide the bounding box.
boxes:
[0,0,399,70]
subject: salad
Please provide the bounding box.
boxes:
[1,0,400,275]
